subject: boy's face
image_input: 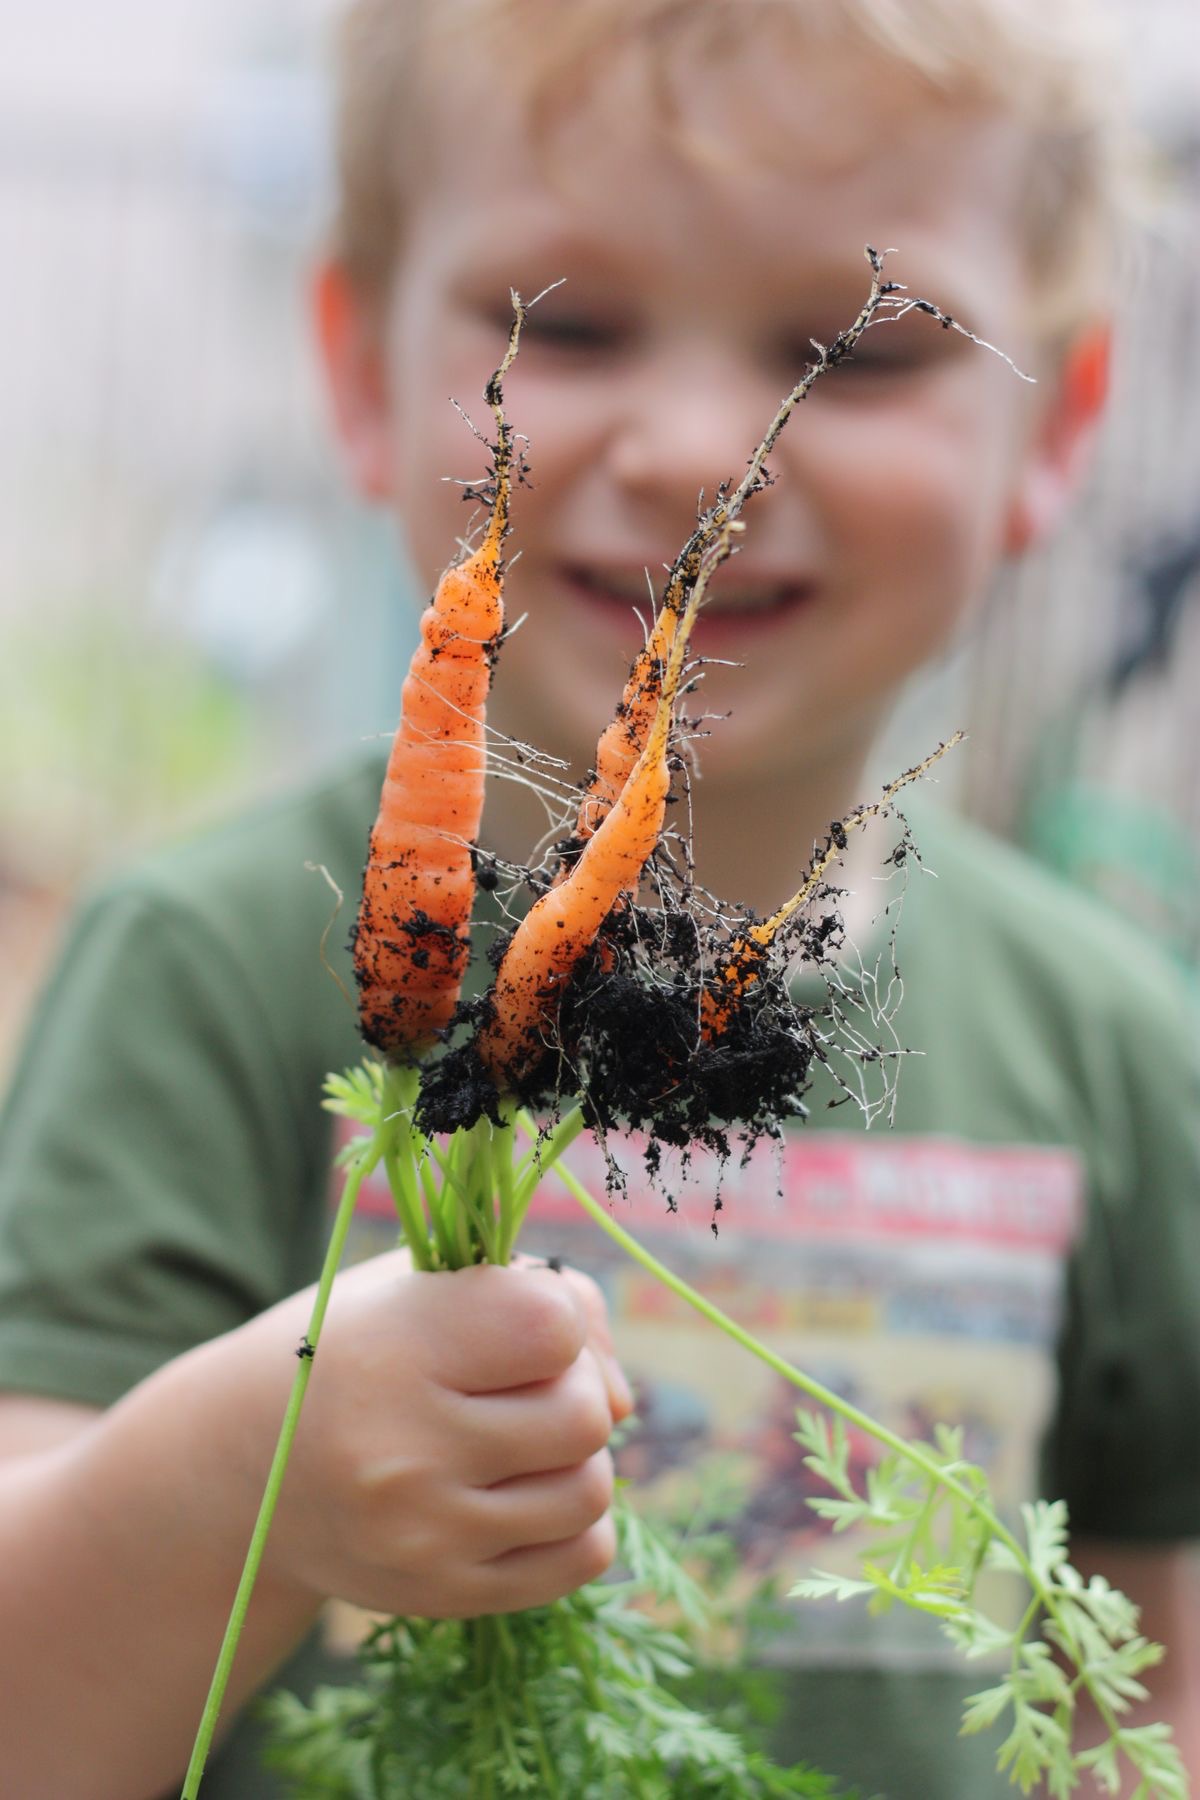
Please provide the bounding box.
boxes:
[336,36,1089,794]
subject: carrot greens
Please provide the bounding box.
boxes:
[545,1143,1187,1800]
[262,1507,853,1799]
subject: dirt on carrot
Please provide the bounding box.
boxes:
[351,303,526,1055]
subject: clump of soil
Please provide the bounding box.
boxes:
[412,847,889,1196]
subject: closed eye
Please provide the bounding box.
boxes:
[778,316,961,385]
[515,310,630,357]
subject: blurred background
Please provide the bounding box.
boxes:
[1,0,1199,1075]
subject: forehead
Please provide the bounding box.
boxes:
[403,32,1033,322]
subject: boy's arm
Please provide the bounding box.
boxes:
[0,810,632,1794]
[0,1376,322,1800]
[1070,1537,1200,1782]
[0,825,617,1792]
[0,1255,630,1800]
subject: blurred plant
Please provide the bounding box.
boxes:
[0,608,254,886]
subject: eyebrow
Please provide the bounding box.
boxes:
[425,176,650,274]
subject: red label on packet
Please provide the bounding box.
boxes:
[333,1116,1082,1256]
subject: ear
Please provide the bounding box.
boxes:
[312,259,397,502]
[1002,320,1111,556]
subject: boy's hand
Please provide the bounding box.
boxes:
[0,1258,629,1797]
[239,1253,631,1620]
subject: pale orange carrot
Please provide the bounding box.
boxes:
[563,521,741,859]
[574,597,682,844]
[699,735,963,1038]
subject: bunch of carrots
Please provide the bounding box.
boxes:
[182,262,1186,1800]
[361,267,947,1173]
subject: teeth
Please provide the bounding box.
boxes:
[708,586,794,613]
[574,567,799,612]
[577,569,654,604]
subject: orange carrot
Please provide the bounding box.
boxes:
[574,596,682,844]
[563,521,741,856]
[353,308,523,1055]
[697,904,792,1041]
[699,735,963,1039]
[477,590,701,1088]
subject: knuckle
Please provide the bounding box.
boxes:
[355,1489,422,1570]
[573,1514,618,1586]
[574,1448,615,1521]
[574,1395,614,1462]
[512,1275,588,1372]
[562,1269,616,1357]
[544,1377,611,1470]
[357,1453,449,1561]
[564,1357,616,1457]
[561,1266,607,1324]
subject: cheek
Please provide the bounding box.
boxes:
[394,368,597,588]
[814,387,1021,605]
[501,365,613,501]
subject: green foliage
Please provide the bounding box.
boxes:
[262,1507,855,1800]
[323,1064,389,1165]
[323,1063,388,1125]
[0,613,252,882]
[789,1410,1187,1800]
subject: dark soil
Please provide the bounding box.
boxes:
[413,862,855,1192]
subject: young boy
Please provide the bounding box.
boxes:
[2,2,1199,1796]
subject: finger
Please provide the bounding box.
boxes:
[449,1348,616,1486]
[469,1448,615,1560]
[513,1257,633,1420]
[597,1351,633,1423]
[409,1264,589,1394]
[470,1514,619,1615]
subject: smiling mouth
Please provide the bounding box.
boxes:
[563,564,816,630]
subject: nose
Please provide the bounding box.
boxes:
[606,340,778,513]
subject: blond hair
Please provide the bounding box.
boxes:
[331,0,1128,336]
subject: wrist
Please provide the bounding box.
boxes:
[92,1322,322,1627]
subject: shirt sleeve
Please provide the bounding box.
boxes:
[0,877,327,1407]
[1042,963,1200,1543]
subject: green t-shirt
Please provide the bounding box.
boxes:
[2,748,1200,1799]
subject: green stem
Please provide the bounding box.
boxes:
[384,1140,435,1271]
[416,1140,442,1219]
[180,1140,383,1798]
[468,1620,492,1800]
[529,1126,941,1475]
[381,1068,443,1269]
[453,1134,476,1265]
[532,1124,1128,1750]
[424,1137,473,1261]
[492,1103,517,1264]
[459,1123,501,1264]
[506,1106,586,1251]
[494,1612,561,1795]
[1009,1592,1042,1686]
